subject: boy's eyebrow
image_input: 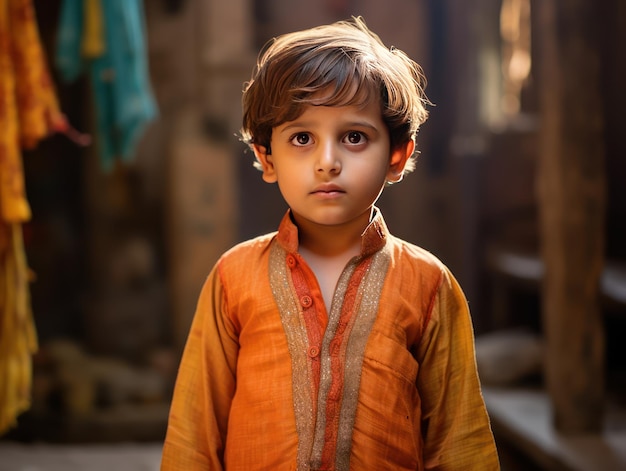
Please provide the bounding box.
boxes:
[278,120,381,133]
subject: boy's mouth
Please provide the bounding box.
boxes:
[311,183,345,196]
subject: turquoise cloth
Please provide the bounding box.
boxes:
[56,0,157,171]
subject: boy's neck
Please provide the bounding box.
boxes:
[293,210,372,258]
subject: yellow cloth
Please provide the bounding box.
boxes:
[0,223,36,434]
[0,0,66,434]
[81,0,105,58]
[161,210,500,470]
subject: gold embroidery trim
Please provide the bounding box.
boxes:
[269,242,315,470]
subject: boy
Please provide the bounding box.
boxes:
[161,17,499,471]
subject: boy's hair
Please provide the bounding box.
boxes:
[241,17,430,172]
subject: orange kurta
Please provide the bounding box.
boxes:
[161,210,499,470]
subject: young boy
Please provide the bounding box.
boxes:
[161,17,499,471]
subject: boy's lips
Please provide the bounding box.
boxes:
[310,183,345,195]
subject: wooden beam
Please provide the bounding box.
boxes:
[535,0,606,433]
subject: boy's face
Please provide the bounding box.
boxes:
[253,99,414,232]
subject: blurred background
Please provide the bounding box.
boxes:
[1,0,625,469]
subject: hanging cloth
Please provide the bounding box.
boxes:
[56,0,158,171]
[0,0,69,435]
[81,0,105,59]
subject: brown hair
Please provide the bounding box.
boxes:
[241,17,429,170]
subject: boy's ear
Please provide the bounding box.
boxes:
[386,140,415,183]
[252,144,277,183]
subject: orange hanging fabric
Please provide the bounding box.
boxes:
[0,0,68,434]
[0,0,68,223]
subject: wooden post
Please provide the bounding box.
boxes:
[535,0,606,433]
[166,0,254,351]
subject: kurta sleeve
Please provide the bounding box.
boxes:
[416,268,500,470]
[161,263,239,471]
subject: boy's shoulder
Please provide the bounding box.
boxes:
[389,234,447,271]
[217,231,278,270]
[386,234,454,288]
[388,235,468,300]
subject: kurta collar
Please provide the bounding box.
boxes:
[275,208,389,258]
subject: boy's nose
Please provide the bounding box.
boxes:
[315,143,341,174]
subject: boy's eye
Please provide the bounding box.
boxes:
[344,131,366,145]
[291,133,311,146]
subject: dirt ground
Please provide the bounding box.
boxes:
[0,442,163,471]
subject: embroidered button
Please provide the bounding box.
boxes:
[308,346,320,358]
[300,295,312,308]
[286,255,297,268]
